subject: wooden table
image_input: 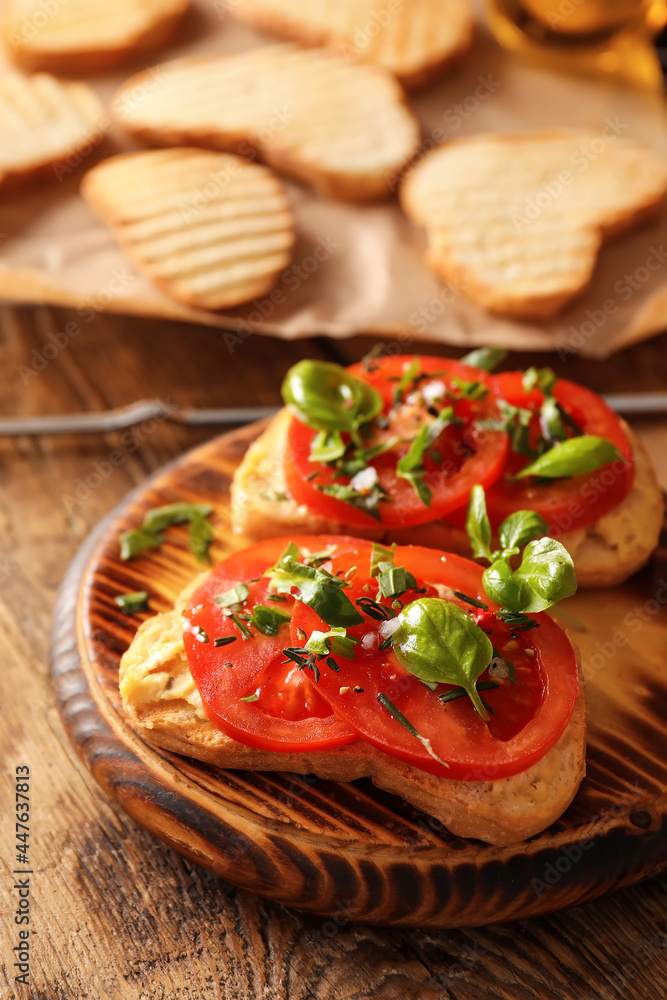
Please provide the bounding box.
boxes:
[1,303,666,1000]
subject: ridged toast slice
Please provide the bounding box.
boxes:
[231,0,474,89]
[0,69,104,191]
[2,0,189,73]
[119,578,586,847]
[400,131,667,318]
[112,44,421,201]
[230,410,664,588]
[81,148,295,311]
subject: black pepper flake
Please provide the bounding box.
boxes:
[353,685,364,693]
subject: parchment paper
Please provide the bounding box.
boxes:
[1,0,667,358]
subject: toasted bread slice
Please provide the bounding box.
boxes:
[2,0,189,74]
[231,0,474,89]
[112,44,421,201]
[81,149,295,311]
[0,70,104,191]
[400,132,667,318]
[119,579,585,847]
[230,410,663,588]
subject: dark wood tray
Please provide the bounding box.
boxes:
[51,421,667,928]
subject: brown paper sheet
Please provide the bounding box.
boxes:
[1,0,667,358]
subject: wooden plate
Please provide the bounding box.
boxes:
[51,422,667,928]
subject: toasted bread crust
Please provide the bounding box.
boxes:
[400,132,667,319]
[81,149,295,311]
[0,71,104,192]
[2,0,189,73]
[111,45,421,202]
[230,410,663,588]
[231,0,474,89]
[119,580,586,846]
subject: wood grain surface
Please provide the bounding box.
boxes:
[51,412,667,928]
[1,303,666,997]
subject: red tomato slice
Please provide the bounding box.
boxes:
[479,372,635,535]
[290,544,578,781]
[284,355,508,529]
[182,535,365,752]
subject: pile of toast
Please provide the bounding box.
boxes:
[1,0,666,318]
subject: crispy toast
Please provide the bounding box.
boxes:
[119,578,586,846]
[231,0,474,89]
[81,148,295,310]
[230,409,664,588]
[2,0,189,74]
[112,44,421,201]
[400,132,667,318]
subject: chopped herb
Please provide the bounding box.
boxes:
[376,692,449,768]
[282,646,320,682]
[438,681,499,705]
[214,635,237,647]
[214,582,250,608]
[229,614,253,640]
[305,471,320,481]
[460,347,508,372]
[239,693,259,702]
[248,604,291,636]
[318,478,388,523]
[355,596,396,621]
[310,428,346,463]
[325,656,341,672]
[265,542,363,628]
[450,377,488,401]
[393,358,420,404]
[496,610,540,631]
[453,590,488,610]
[192,626,209,643]
[481,399,535,458]
[378,636,393,651]
[114,590,149,614]
[396,407,454,507]
[377,564,418,600]
[370,541,396,577]
[258,490,288,502]
[305,626,358,660]
[119,502,215,562]
[119,528,163,561]
[268,594,288,602]
[522,366,558,396]
[224,661,234,668]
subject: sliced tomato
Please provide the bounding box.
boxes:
[182,535,364,752]
[290,544,578,781]
[478,372,635,535]
[284,355,509,529]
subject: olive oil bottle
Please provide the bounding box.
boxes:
[485,0,667,87]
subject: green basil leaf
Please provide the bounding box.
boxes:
[512,538,576,613]
[450,378,488,401]
[481,399,534,457]
[376,565,418,599]
[522,366,557,395]
[305,627,358,660]
[460,347,507,372]
[318,479,385,523]
[396,407,453,507]
[465,484,492,562]
[264,543,364,628]
[282,360,383,441]
[310,429,346,463]
[392,598,492,719]
[539,396,567,446]
[188,511,215,563]
[483,558,524,613]
[114,590,149,614]
[370,541,396,577]
[393,358,420,404]
[498,510,549,552]
[514,435,624,480]
[213,582,250,608]
[249,604,291,636]
[119,528,163,561]
[143,502,213,533]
